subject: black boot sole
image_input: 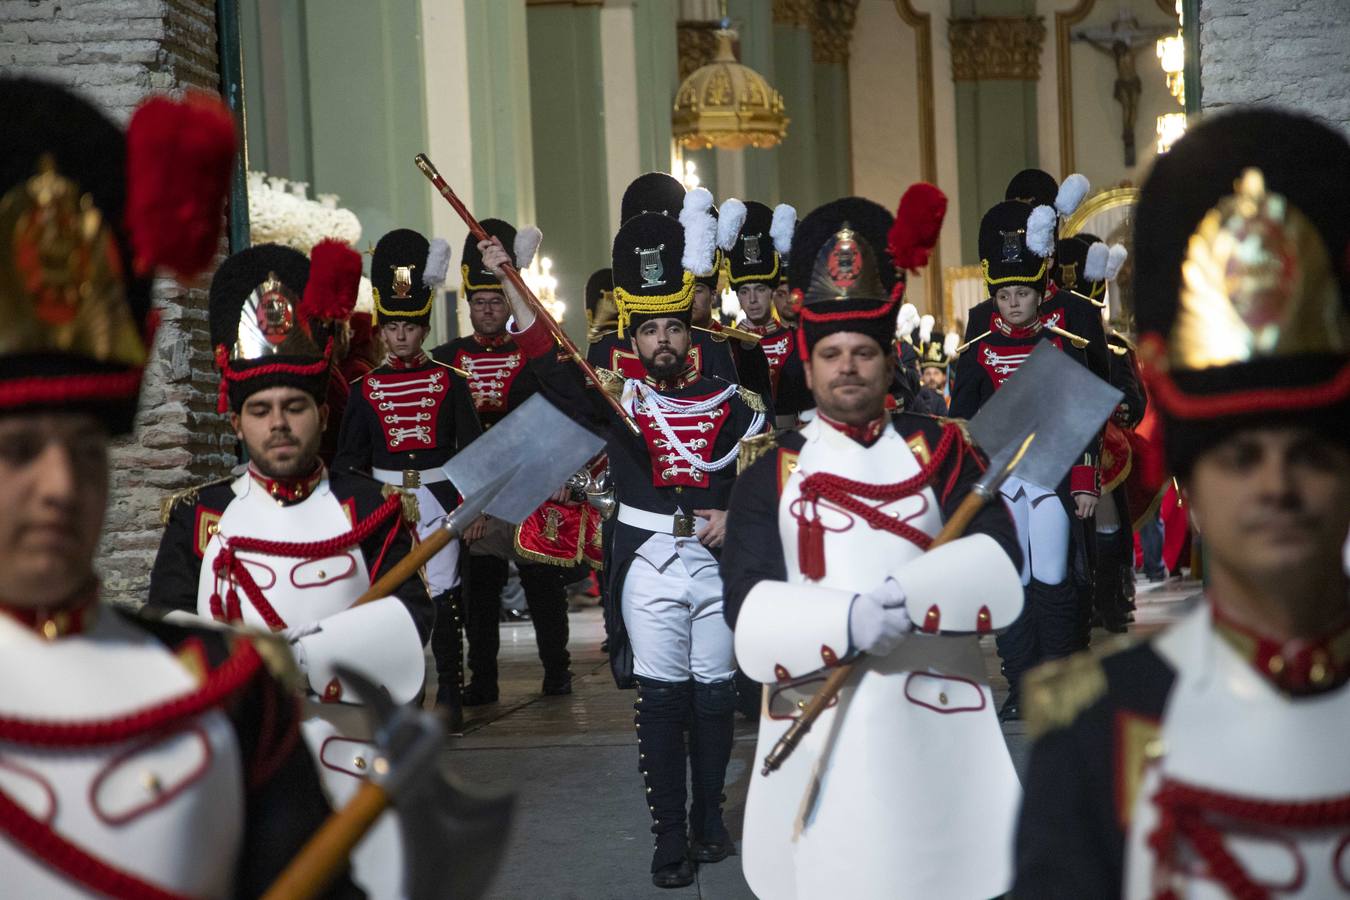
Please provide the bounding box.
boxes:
[688,839,733,863]
[652,859,696,888]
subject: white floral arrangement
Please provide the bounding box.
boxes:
[246,171,362,254]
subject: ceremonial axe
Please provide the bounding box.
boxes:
[262,666,512,900]
[761,343,1122,775]
[353,393,606,606]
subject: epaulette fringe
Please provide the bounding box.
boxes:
[737,385,767,415]
[1023,635,1137,740]
[737,432,778,474]
[380,485,422,527]
[160,475,234,525]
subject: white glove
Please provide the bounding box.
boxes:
[848,577,912,656]
[281,621,322,643]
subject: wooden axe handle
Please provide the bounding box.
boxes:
[352,525,455,607]
[261,780,390,900]
[760,489,989,776]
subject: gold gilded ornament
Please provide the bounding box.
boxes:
[0,155,145,367]
[1171,168,1348,370]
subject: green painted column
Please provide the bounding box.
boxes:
[632,0,678,176]
[238,0,313,185]
[773,16,818,213]
[812,60,851,205]
[950,0,1041,263]
[527,2,609,348]
[464,0,535,226]
[728,0,780,204]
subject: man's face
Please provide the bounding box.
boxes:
[1187,427,1350,585]
[921,366,947,392]
[804,331,893,424]
[772,284,795,323]
[231,387,327,479]
[381,321,429,359]
[468,291,509,336]
[0,413,108,608]
[737,283,775,326]
[691,284,714,327]
[632,318,692,379]
[994,285,1041,327]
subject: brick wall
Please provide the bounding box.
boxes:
[1199,0,1350,132]
[0,0,234,605]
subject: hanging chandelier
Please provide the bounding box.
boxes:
[672,20,788,151]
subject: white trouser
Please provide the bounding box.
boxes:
[409,484,459,595]
[1000,475,1070,585]
[622,531,735,683]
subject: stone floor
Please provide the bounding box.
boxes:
[430,576,1200,900]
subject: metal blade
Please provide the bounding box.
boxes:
[442,468,518,536]
[966,342,1122,493]
[441,394,605,526]
[399,769,515,900]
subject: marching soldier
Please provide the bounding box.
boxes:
[584,266,619,346]
[1015,107,1350,900]
[432,218,582,702]
[0,77,357,897]
[149,239,434,898]
[723,196,1025,899]
[332,227,481,719]
[916,314,958,411]
[950,197,1104,719]
[487,207,768,888]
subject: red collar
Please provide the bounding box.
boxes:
[1211,599,1350,696]
[0,583,100,640]
[249,462,324,505]
[386,351,429,370]
[991,312,1042,339]
[818,412,889,447]
[744,321,783,337]
[472,331,512,349]
[643,366,700,392]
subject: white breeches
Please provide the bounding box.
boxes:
[622,532,735,683]
[1000,475,1070,585]
[410,485,459,595]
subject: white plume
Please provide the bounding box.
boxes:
[423,238,451,288]
[1055,173,1090,217]
[1026,205,1057,258]
[1084,241,1109,282]
[943,331,959,358]
[513,225,542,270]
[919,314,935,345]
[771,203,797,258]
[680,187,718,276]
[897,302,920,338]
[1105,243,1129,280]
[716,198,747,251]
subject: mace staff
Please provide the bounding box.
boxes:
[413,153,641,437]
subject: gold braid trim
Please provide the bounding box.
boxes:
[593,366,625,402]
[380,485,422,527]
[737,385,767,414]
[981,257,1050,287]
[460,263,505,295]
[1023,635,1137,741]
[613,271,694,337]
[373,286,434,323]
[727,254,780,287]
[159,475,234,525]
[737,432,778,474]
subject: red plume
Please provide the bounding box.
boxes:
[125,90,237,279]
[301,239,362,322]
[887,182,948,272]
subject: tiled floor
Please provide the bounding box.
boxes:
[434,577,1201,899]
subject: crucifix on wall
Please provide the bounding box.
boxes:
[1072,9,1174,166]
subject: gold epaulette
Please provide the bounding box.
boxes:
[1109,343,1130,356]
[694,323,761,346]
[954,330,990,354]
[737,385,767,415]
[1023,635,1136,740]
[934,415,975,448]
[1045,324,1090,350]
[159,475,234,525]
[380,485,422,526]
[737,432,778,474]
[587,327,617,344]
[593,366,625,401]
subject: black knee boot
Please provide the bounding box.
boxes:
[430,588,464,731]
[1033,577,1083,662]
[463,554,506,704]
[688,679,736,863]
[995,597,1039,721]
[521,564,572,694]
[1094,530,1130,633]
[635,676,694,887]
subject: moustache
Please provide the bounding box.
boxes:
[265,436,299,450]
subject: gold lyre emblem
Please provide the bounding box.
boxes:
[391,265,416,299]
[1060,261,1079,289]
[0,154,144,366]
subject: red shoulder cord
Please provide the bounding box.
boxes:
[0,784,197,900]
[209,493,403,630]
[1147,778,1350,900]
[791,424,957,580]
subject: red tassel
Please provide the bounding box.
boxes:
[887,182,948,272]
[798,513,826,581]
[208,591,223,622]
[300,238,362,322]
[125,90,237,279]
[225,587,241,624]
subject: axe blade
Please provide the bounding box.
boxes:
[966,342,1122,492]
[442,393,605,526]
